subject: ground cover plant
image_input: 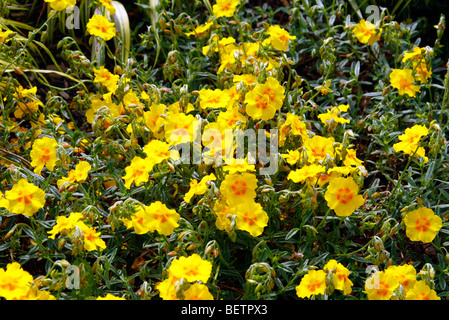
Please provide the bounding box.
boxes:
[0,0,449,300]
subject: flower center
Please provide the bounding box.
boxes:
[336,188,353,204]
[415,217,430,232]
[376,281,389,297]
[307,279,322,292]
[399,77,412,90]
[242,212,256,226]
[231,181,247,196]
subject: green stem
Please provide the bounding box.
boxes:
[316,208,332,229]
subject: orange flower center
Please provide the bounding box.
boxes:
[307,279,322,292]
[311,147,325,158]
[415,217,430,232]
[41,148,51,162]
[85,232,96,242]
[221,2,231,11]
[279,34,287,42]
[376,282,389,297]
[336,188,353,204]
[96,25,109,34]
[135,216,143,225]
[0,282,17,291]
[132,169,145,179]
[153,212,168,223]
[362,28,374,37]
[255,96,269,110]
[231,180,247,196]
[17,191,32,205]
[262,88,276,102]
[417,292,429,300]
[399,77,412,90]
[242,212,256,226]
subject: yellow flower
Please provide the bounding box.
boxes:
[343,149,364,167]
[265,25,296,51]
[234,201,268,237]
[402,46,428,63]
[296,270,326,298]
[317,171,341,187]
[168,100,195,114]
[220,172,258,206]
[44,0,76,11]
[97,293,126,300]
[22,286,56,300]
[352,19,382,45]
[385,264,417,293]
[57,161,92,189]
[404,207,442,243]
[324,176,365,217]
[279,113,308,146]
[0,192,9,211]
[324,259,353,295]
[30,136,58,175]
[169,254,212,283]
[315,80,333,95]
[255,77,285,109]
[198,88,232,109]
[156,274,179,300]
[364,270,399,300]
[233,74,258,86]
[5,179,46,216]
[47,212,83,239]
[244,91,275,121]
[303,135,335,163]
[86,15,116,41]
[86,96,124,125]
[212,0,240,18]
[318,104,350,125]
[76,221,107,252]
[212,199,235,231]
[123,90,144,108]
[389,68,421,97]
[184,174,216,204]
[185,21,214,37]
[244,77,284,121]
[99,0,116,15]
[122,156,153,189]
[222,158,255,174]
[393,124,429,163]
[164,112,196,145]
[183,283,214,300]
[122,205,151,235]
[413,61,432,83]
[202,35,236,55]
[0,262,34,300]
[287,164,326,184]
[0,27,14,43]
[215,108,245,130]
[405,280,440,300]
[145,201,180,236]
[93,66,120,93]
[143,139,178,165]
[144,103,166,138]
